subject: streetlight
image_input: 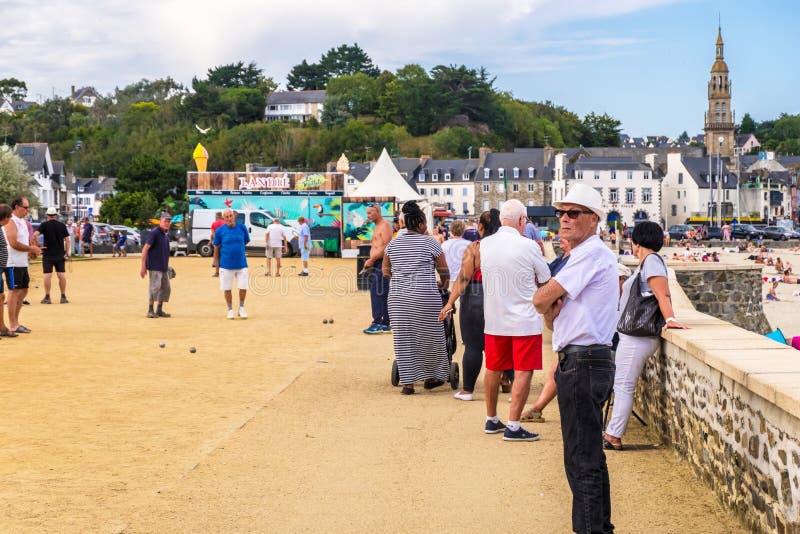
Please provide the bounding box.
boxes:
[73,140,82,220]
[717,136,724,226]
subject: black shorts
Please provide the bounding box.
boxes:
[43,257,66,274]
[0,267,13,293]
[8,267,29,290]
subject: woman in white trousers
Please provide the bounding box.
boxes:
[603,221,687,450]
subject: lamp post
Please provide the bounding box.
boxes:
[717,136,724,226]
[73,139,82,219]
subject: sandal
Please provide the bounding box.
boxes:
[401,386,415,395]
[0,328,18,338]
[14,325,31,334]
[603,436,623,451]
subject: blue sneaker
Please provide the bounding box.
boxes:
[363,324,382,334]
[485,419,506,434]
[379,324,392,334]
[503,426,540,442]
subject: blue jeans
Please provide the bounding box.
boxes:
[555,345,615,534]
[368,260,390,326]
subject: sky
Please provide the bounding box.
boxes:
[1,0,797,138]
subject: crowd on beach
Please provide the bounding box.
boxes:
[362,184,688,533]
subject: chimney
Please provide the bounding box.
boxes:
[419,154,431,167]
[543,145,554,167]
[644,153,657,171]
[71,85,75,98]
[478,146,491,168]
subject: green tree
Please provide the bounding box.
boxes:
[205,61,276,96]
[0,145,36,204]
[379,64,442,136]
[321,73,378,127]
[738,113,756,135]
[581,112,622,147]
[99,191,158,226]
[677,130,690,143]
[116,155,186,204]
[0,78,28,101]
[286,60,328,91]
[320,43,380,79]
[430,65,497,125]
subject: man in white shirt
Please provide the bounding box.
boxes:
[4,197,42,334]
[441,220,468,280]
[264,219,287,277]
[533,183,618,533]
[480,199,551,442]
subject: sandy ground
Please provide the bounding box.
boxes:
[0,255,745,533]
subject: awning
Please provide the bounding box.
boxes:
[433,209,453,217]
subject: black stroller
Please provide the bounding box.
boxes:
[391,289,459,390]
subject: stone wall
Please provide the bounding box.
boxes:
[673,263,772,334]
[633,275,800,533]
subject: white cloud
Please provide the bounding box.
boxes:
[0,0,681,99]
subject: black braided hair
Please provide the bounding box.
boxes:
[479,209,502,237]
[402,201,426,233]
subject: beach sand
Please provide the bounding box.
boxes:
[0,256,744,532]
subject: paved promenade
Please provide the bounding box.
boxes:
[0,257,744,532]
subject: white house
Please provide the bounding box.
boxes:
[70,86,99,107]
[265,90,326,123]
[13,142,64,218]
[661,152,739,227]
[417,159,478,216]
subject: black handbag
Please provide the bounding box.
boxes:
[616,255,666,337]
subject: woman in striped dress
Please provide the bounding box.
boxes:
[382,201,450,395]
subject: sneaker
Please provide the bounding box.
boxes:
[379,325,392,334]
[485,419,507,434]
[227,309,235,320]
[147,311,158,318]
[363,324,382,334]
[157,311,171,318]
[60,295,69,304]
[454,391,474,401]
[238,307,248,319]
[298,271,309,277]
[40,296,52,304]
[503,426,540,442]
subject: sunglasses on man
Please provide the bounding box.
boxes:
[555,209,593,220]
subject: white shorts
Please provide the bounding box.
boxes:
[219,268,249,291]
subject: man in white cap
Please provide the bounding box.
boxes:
[533,183,618,533]
[34,207,71,304]
[480,198,551,441]
[140,212,173,318]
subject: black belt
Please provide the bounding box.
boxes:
[558,344,611,361]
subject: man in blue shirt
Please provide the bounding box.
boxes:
[523,217,545,254]
[139,213,172,318]
[213,209,251,319]
[297,216,311,276]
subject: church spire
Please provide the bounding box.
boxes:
[716,25,724,59]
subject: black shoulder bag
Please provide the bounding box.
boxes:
[616,254,667,337]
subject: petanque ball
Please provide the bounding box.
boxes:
[329,318,334,324]
[159,342,166,348]
[189,347,197,354]
[323,319,329,324]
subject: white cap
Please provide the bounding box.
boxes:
[553,183,605,220]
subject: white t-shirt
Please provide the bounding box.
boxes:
[7,214,29,267]
[441,237,469,278]
[551,234,618,351]
[265,223,285,247]
[480,226,551,336]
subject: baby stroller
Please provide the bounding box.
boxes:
[391,289,459,389]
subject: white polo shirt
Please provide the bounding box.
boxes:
[480,226,551,336]
[551,234,618,351]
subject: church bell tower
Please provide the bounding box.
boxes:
[704,26,735,158]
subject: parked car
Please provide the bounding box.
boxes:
[668,224,694,240]
[705,226,724,240]
[762,226,800,241]
[732,224,764,240]
[92,223,114,246]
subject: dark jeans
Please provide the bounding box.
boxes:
[459,282,484,392]
[368,260,390,326]
[555,345,615,534]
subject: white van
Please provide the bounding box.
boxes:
[188,209,299,257]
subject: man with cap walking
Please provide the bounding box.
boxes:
[533,183,618,533]
[34,207,71,304]
[140,212,172,318]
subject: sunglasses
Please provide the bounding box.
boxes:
[555,209,593,220]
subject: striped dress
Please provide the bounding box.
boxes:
[385,233,449,385]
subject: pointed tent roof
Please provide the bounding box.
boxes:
[351,148,422,201]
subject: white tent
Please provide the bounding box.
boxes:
[350,148,422,202]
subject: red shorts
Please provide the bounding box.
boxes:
[484,334,542,372]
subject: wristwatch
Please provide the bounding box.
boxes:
[665,317,677,323]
